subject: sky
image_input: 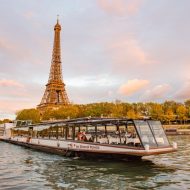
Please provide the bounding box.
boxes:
[0,0,190,119]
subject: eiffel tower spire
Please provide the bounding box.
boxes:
[37,18,69,111]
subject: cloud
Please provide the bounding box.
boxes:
[67,75,119,87]
[0,99,36,119]
[175,81,190,100]
[97,0,143,16]
[0,82,43,119]
[23,11,35,20]
[142,84,171,101]
[0,79,24,88]
[118,79,149,96]
[0,38,14,52]
[107,36,153,73]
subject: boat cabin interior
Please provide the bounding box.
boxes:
[11,118,170,149]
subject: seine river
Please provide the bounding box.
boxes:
[0,136,189,190]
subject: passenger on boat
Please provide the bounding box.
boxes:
[125,131,132,138]
[77,130,87,141]
[77,132,82,140]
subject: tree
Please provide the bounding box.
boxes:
[0,119,12,124]
[112,103,125,118]
[176,105,188,124]
[163,101,177,114]
[41,108,53,121]
[15,100,190,124]
[184,99,190,108]
[126,110,137,119]
[149,103,164,120]
[16,109,40,123]
[56,105,80,119]
[163,108,176,124]
[184,99,190,118]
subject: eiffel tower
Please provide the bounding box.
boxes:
[37,18,69,112]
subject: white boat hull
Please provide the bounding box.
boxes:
[0,136,177,158]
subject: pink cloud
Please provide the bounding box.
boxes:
[118,79,149,96]
[0,38,15,52]
[97,0,144,16]
[175,81,190,100]
[0,100,36,118]
[0,82,43,119]
[0,35,48,67]
[0,79,24,88]
[107,36,153,72]
[0,37,31,63]
[142,84,171,101]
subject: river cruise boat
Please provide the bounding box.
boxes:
[0,118,177,160]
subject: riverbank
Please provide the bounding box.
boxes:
[163,124,190,135]
[163,124,190,129]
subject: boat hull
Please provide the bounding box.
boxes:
[0,137,177,160]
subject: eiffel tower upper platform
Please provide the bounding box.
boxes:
[37,18,69,112]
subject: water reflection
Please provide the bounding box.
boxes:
[0,136,189,190]
[39,157,176,190]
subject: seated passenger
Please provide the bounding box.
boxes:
[77,132,83,140]
[131,132,136,138]
[125,131,132,138]
[77,130,87,141]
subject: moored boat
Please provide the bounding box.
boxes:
[0,117,177,160]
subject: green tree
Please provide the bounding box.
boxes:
[149,103,164,120]
[184,99,190,118]
[176,105,188,124]
[163,101,177,113]
[16,109,40,123]
[184,99,190,107]
[126,110,137,119]
[0,119,12,124]
[112,103,125,118]
[41,108,55,121]
[163,108,175,124]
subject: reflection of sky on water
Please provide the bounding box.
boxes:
[0,136,189,190]
[39,155,176,190]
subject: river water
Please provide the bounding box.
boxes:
[0,136,189,190]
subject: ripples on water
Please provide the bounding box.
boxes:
[0,136,189,190]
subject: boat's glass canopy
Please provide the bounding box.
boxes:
[147,120,170,147]
[12,118,170,148]
[134,120,170,148]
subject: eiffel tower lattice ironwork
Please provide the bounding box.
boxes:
[37,19,69,111]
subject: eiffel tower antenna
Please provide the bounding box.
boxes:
[37,18,69,112]
[57,14,59,23]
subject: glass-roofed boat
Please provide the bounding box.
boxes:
[1,117,177,160]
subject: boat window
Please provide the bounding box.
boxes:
[147,120,170,147]
[13,128,29,137]
[76,124,142,147]
[96,125,108,144]
[59,126,66,139]
[134,120,157,147]
[67,126,74,140]
[86,126,95,133]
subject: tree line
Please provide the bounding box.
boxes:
[0,119,12,124]
[15,100,190,124]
